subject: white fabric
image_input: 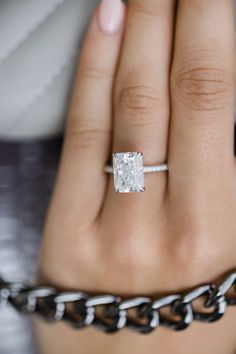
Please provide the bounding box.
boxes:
[0,0,99,140]
[0,0,235,140]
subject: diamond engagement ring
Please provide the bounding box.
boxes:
[104,152,168,193]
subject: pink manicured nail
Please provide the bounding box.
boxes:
[98,0,124,34]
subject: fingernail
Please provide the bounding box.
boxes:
[98,0,125,34]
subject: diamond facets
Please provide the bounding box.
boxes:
[113,152,145,193]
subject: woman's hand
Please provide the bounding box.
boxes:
[35,0,236,353]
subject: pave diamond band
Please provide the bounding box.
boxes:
[104,164,168,174]
[105,152,168,193]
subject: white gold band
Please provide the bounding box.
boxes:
[104,163,168,174]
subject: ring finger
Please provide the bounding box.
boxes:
[104,0,175,216]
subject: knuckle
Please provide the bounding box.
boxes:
[129,1,168,19]
[80,63,113,80]
[167,213,221,279]
[173,61,233,112]
[66,122,110,150]
[117,84,164,117]
[172,232,208,273]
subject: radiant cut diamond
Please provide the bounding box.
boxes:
[113,152,145,193]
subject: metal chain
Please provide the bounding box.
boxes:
[0,271,236,333]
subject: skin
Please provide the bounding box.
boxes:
[34,0,236,353]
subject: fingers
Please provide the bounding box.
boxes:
[51,0,125,226]
[169,0,236,197]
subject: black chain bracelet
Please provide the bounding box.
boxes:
[1,271,236,334]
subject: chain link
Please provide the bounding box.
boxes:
[0,271,236,333]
